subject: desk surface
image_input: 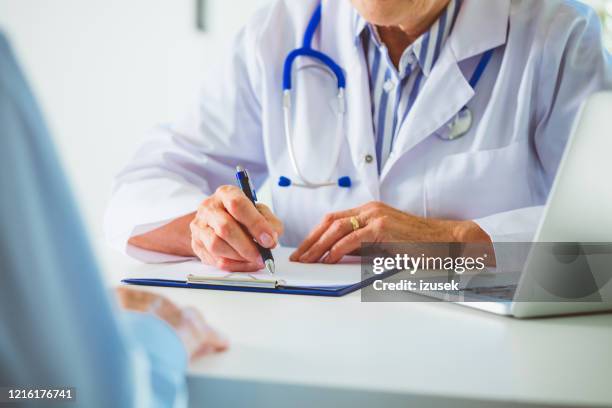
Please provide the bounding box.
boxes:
[104,252,612,408]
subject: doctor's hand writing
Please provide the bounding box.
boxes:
[128,185,283,271]
[290,201,491,264]
[190,185,284,272]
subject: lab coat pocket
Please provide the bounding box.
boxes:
[424,139,533,220]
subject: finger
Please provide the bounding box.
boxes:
[181,307,229,360]
[196,225,246,261]
[299,217,356,263]
[200,207,261,262]
[193,235,262,272]
[218,186,278,248]
[256,203,284,238]
[185,307,229,351]
[290,208,358,261]
[193,329,230,358]
[153,299,184,328]
[323,227,374,264]
[191,238,217,266]
[215,257,263,272]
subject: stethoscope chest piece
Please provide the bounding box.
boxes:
[437,107,472,141]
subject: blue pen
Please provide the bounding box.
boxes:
[235,166,276,274]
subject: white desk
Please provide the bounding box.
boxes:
[104,252,612,408]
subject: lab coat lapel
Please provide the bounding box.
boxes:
[380,0,510,180]
[320,0,380,199]
[390,49,474,169]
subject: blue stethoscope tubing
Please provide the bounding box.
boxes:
[281,3,349,189]
[279,2,494,188]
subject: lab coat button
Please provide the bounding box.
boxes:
[383,80,395,92]
[365,154,374,164]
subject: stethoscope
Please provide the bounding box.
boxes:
[279,2,494,189]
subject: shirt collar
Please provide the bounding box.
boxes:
[353,0,462,77]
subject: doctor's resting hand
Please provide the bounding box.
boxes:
[290,201,492,264]
[116,287,228,360]
[129,185,284,272]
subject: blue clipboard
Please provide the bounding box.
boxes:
[122,268,398,297]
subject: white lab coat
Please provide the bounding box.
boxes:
[105,0,612,262]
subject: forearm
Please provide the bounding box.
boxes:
[128,212,196,257]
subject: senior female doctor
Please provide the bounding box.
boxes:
[106,0,612,271]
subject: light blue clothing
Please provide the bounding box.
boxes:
[0,32,187,407]
[354,0,461,172]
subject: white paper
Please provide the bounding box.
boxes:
[123,247,363,288]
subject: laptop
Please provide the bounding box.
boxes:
[418,92,612,318]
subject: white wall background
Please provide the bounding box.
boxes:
[0,0,269,264]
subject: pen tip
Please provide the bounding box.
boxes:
[236,165,244,172]
[265,259,275,275]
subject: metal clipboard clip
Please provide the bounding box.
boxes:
[187,273,285,289]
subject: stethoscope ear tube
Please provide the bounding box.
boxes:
[277,2,352,189]
[281,88,350,188]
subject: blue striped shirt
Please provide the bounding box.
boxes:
[354,0,462,173]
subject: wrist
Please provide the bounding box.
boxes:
[128,212,196,257]
[451,220,492,243]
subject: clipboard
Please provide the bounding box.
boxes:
[121,248,399,297]
[122,268,396,297]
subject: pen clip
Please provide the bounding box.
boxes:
[236,166,258,202]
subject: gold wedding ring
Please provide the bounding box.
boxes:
[350,216,360,231]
